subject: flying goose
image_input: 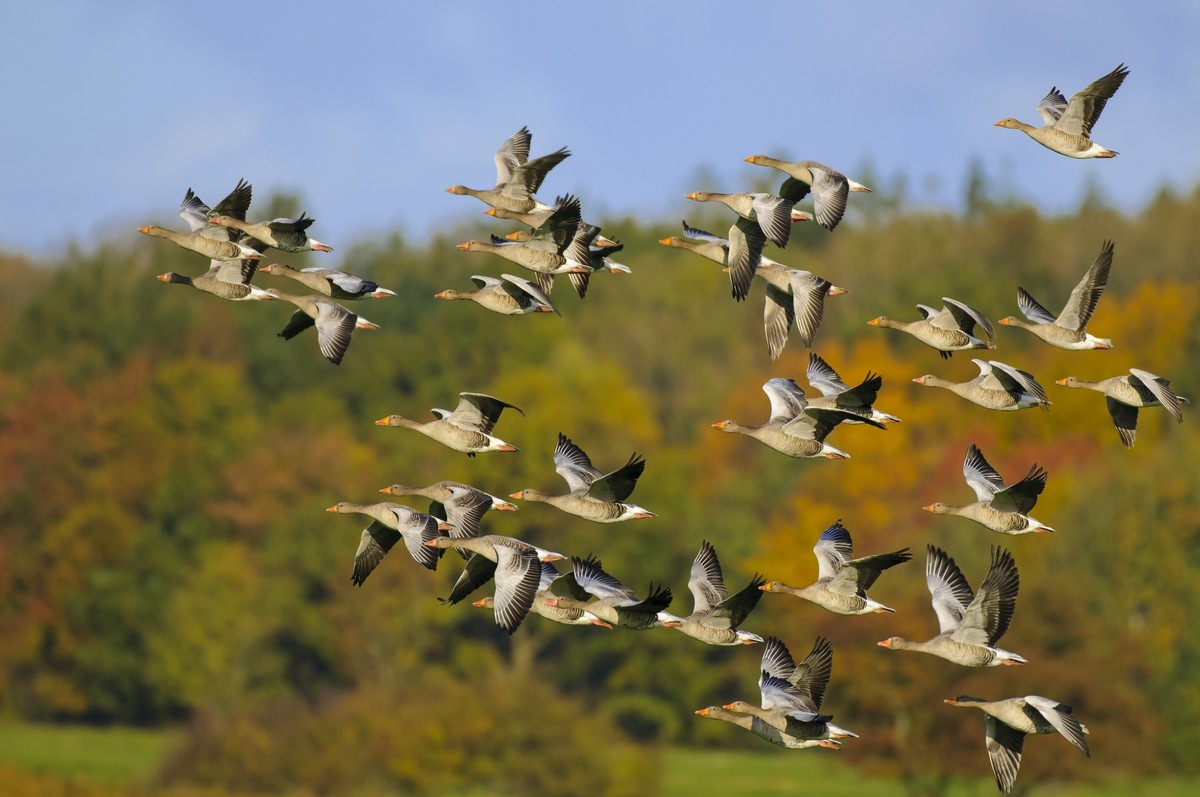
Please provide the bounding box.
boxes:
[209,212,333,253]
[432,533,564,610]
[542,555,673,630]
[268,290,378,365]
[376,392,524,456]
[721,636,858,743]
[868,297,996,359]
[473,560,612,629]
[878,545,1026,667]
[994,64,1129,158]
[325,501,451,583]
[658,540,765,645]
[258,263,394,299]
[378,481,517,558]
[712,377,884,460]
[694,706,841,750]
[661,221,846,358]
[435,273,558,315]
[805,353,901,424]
[999,240,1114,349]
[944,694,1090,794]
[924,444,1054,534]
[760,520,911,615]
[914,359,1050,411]
[683,191,796,300]
[743,155,871,230]
[509,433,653,523]
[446,126,570,213]
[1056,369,1187,447]
[139,179,264,265]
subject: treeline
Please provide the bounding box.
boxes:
[1,180,1199,795]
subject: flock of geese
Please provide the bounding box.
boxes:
[137,63,1180,793]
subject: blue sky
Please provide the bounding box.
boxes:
[2,2,1197,257]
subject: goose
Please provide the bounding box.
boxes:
[258,263,395,299]
[712,377,884,460]
[504,225,630,299]
[509,433,653,523]
[924,444,1054,534]
[760,520,911,615]
[944,694,1090,794]
[684,192,796,300]
[156,265,275,302]
[914,359,1050,411]
[435,273,558,315]
[868,297,996,359]
[431,533,564,609]
[999,240,1114,349]
[473,560,612,629]
[209,212,333,253]
[994,63,1129,158]
[484,194,621,248]
[542,555,672,630]
[694,706,841,750]
[661,221,846,358]
[139,178,264,264]
[267,290,378,365]
[878,545,1026,667]
[456,195,592,296]
[805,353,901,424]
[376,392,523,456]
[722,636,858,742]
[1056,369,1187,447]
[378,481,517,556]
[426,536,541,634]
[325,501,451,583]
[743,155,871,230]
[658,540,765,645]
[494,197,604,298]
[446,126,570,213]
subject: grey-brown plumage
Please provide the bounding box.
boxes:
[376,392,524,456]
[269,290,377,365]
[878,545,1026,667]
[721,636,858,742]
[659,540,765,645]
[543,555,672,630]
[760,520,911,615]
[435,273,558,315]
[915,359,1050,411]
[325,501,447,583]
[446,126,570,213]
[694,706,840,750]
[945,694,1090,793]
[712,377,884,460]
[510,433,653,523]
[994,64,1129,158]
[434,534,564,608]
[744,155,871,230]
[139,179,264,265]
[999,240,1114,349]
[924,444,1054,534]
[379,481,516,558]
[259,263,393,299]
[684,191,795,300]
[209,212,333,253]
[660,221,845,358]
[869,297,995,359]
[1057,369,1188,447]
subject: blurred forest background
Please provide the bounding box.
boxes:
[2,166,1199,797]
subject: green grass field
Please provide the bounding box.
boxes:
[0,723,1195,797]
[0,722,176,784]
